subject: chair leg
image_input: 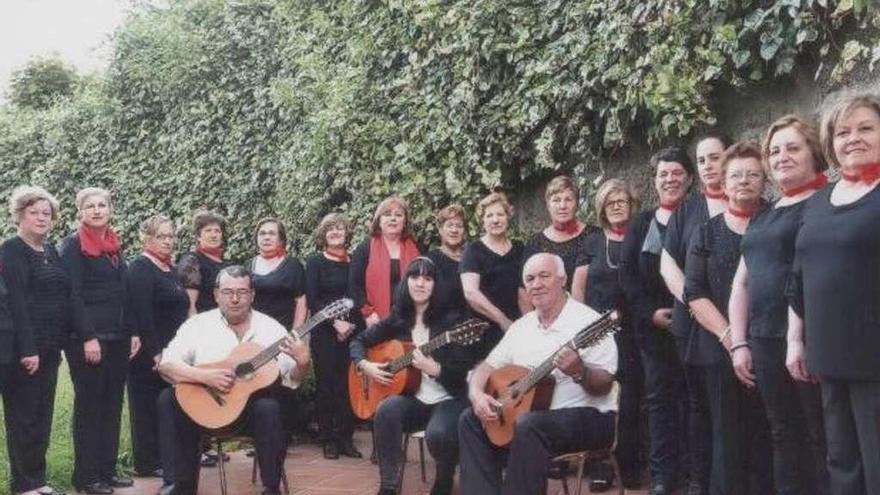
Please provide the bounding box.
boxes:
[397,433,411,494]
[281,464,290,494]
[417,436,427,483]
[573,456,587,495]
[609,456,624,495]
[216,439,227,495]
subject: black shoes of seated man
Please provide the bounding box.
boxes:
[78,482,113,495]
[156,482,197,495]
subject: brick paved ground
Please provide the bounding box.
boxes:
[97,430,648,495]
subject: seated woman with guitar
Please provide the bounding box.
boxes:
[351,257,481,495]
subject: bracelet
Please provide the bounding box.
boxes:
[719,326,731,343]
[729,342,750,353]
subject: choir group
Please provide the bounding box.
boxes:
[0,92,878,495]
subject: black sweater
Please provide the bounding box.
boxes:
[126,255,190,364]
[177,251,226,313]
[1,236,89,356]
[349,315,480,399]
[60,233,128,341]
[0,275,15,364]
[620,210,674,336]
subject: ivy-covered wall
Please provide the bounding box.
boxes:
[0,0,877,258]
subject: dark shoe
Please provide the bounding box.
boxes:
[261,490,281,495]
[107,475,134,488]
[338,440,363,458]
[136,468,164,478]
[376,489,396,495]
[156,483,175,495]
[157,482,196,495]
[79,482,114,495]
[649,481,670,495]
[37,486,67,495]
[589,462,614,492]
[620,470,643,489]
[430,479,453,495]
[323,441,340,460]
[200,452,218,467]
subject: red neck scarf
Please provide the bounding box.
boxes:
[728,206,757,218]
[703,186,728,201]
[659,201,680,211]
[782,174,828,197]
[840,163,880,185]
[324,247,350,263]
[259,246,287,260]
[144,249,172,268]
[551,219,580,236]
[363,235,420,319]
[197,245,224,260]
[609,225,627,237]
[78,224,121,264]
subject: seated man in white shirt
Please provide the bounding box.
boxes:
[156,265,310,495]
[459,253,618,495]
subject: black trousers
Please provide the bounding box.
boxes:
[636,327,685,487]
[311,331,355,444]
[704,362,773,495]
[128,358,170,477]
[2,350,61,493]
[820,377,880,495]
[373,395,467,493]
[751,338,829,495]
[615,328,645,478]
[458,406,615,495]
[157,387,289,492]
[66,338,129,487]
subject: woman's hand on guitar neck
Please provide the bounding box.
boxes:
[199,368,235,393]
[358,360,393,385]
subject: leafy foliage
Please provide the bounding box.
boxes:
[0,0,877,257]
[7,54,79,110]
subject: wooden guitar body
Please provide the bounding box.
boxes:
[483,365,556,447]
[175,341,280,430]
[348,340,421,420]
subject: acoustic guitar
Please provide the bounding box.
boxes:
[482,310,620,447]
[175,298,354,430]
[348,318,489,420]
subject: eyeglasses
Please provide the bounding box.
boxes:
[153,234,176,241]
[218,289,252,298]
[727,171,764,182]
[604,199,630,209]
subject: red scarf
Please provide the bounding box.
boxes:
[324,247,350,263]
[782,174,828,197]
[703,186,728,200]
[78,224,121,264]
[144,248,172,267]
[363,235,420,319]
[659,201,680,211]
[197,245,224,260]
[728,206,757,218]
[551,219,580,236]
[840,163,880,185]
[259,246,287,260]
[609,225,627,237]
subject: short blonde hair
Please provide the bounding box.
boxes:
[8,185,60,225]
[820,93,880,169]
[544,175,579,203]
[475,192,513,223]
[436,204,465,229]
[369,196,412,237]
[593,179,640,230]
[762,115,827,174]
[314,212,352,249]
[75,187,112,211]
[139,214,175,244]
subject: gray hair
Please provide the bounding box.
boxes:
[214,265,254,289]
[522,252,566,280]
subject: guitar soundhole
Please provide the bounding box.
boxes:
[234,362,255,379]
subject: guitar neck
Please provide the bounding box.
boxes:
[387,331,451,373]
[249,312,325,370]
[511,312,617,396]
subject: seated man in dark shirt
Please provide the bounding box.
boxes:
[458,253,618,495]
[156,265,310,495]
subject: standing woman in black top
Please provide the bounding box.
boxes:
[728,116,830,495]
[787,94,880,494]
[349,196,421,329]
[426,205,469,324]
[306,213,363,460]
[246,217,307,331]
[684,142,773,495]
[353,257,479,495]
[619,148,693,495]
[60,187,135,494]
[2,185,88,495]
[582,178,643,490]
[523,175,594,300]
[177,210,228,317]
[126,215,189,486]
[660,136,730,495]
[460,192,526,356]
